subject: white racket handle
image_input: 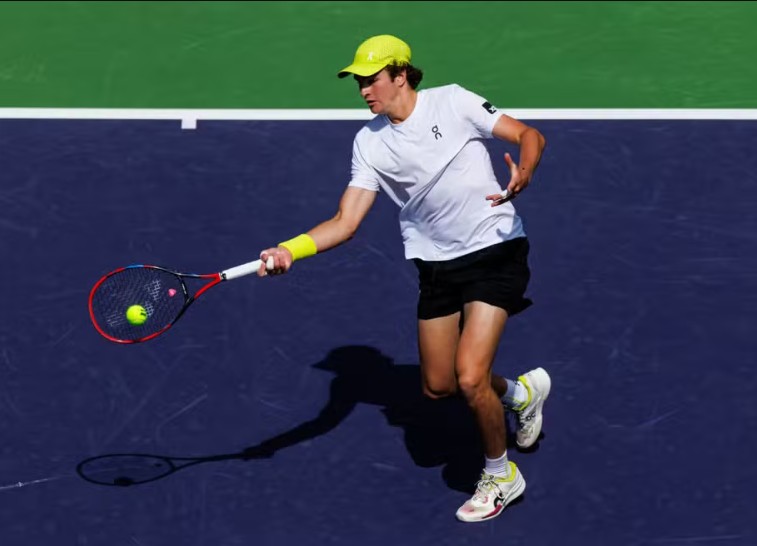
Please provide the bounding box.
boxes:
[222,257,273,280]
[493,189,515,204]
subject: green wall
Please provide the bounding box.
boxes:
[1,1,755,108]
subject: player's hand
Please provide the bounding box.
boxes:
[485,153,532,207]
[257,247,293,276]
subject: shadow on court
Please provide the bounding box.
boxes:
[78,345,538,494]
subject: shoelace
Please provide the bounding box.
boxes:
[472,475,500,503]
[517,396,538,429]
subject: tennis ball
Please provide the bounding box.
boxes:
[126,305,148,326]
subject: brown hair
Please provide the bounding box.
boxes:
[387,63,424,89]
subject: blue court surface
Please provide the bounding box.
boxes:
[0,119,755,545]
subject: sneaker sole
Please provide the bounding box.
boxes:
[516,367,551,449]
[455,471,526,523]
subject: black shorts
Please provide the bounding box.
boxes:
[413,237,533,320]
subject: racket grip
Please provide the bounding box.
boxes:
[222,259,264,280]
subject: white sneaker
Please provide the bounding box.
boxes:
[515,367,551,449]
[455,462,526,523]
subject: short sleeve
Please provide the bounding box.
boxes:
[347,134,380,192]
[451,84,502,138]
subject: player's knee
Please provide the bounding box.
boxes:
[456,372,488,402]
[422,383,456,400]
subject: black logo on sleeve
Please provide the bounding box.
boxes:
[432,125,443,140]
[482,102,497,114]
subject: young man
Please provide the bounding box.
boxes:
[258,35,550,523]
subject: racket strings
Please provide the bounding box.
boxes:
[90,267,187,341]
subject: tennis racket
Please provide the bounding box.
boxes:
[88,257,271,344]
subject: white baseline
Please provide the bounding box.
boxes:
[1,108,756,130]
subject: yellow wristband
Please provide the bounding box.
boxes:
[278,234,317,262]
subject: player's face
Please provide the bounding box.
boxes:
[355,69,401,115]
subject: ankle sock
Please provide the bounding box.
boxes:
[485,451,511,478]
[503,379,529,410]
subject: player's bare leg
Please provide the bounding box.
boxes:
[454,301,526,523]
[417,312,460,398]
[455,301,508,458]
[490,373,507,398]
[418,313,509,400]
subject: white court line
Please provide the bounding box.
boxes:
[1,108,757,130]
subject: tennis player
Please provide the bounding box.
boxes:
[258,35,550,523]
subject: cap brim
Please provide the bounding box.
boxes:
[337,62,388,78]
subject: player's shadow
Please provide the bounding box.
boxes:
[243,345,516,493]
[77,345,537,492]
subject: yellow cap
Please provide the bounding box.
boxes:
[338,35,412,78]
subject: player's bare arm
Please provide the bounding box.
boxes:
[486,115,546,206]
[259,186,377,275]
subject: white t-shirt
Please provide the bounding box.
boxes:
[348,83,525,261]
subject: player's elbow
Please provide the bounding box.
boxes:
[537,129,546,151]
[341,220,360,241]
[332,212,361,242]
[525,126,546,150]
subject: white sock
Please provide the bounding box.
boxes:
[485,451,510,478]
[503,379,529,410]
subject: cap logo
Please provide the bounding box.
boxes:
[367,52,374,61]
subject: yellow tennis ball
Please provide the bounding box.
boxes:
[126,304,148,326]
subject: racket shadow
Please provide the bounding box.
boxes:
[76,346,493,493]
